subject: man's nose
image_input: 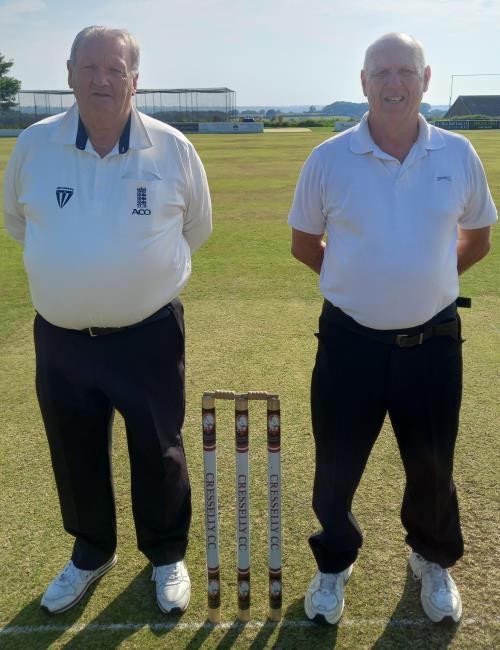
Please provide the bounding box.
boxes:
[92,67,110,85]
[386,71,405,86]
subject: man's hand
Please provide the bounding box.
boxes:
[291,228,326,275]
[457,226,491,275]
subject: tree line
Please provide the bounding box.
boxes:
[0,53,20,110]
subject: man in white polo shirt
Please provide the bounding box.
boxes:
[289,32,496,625]
[3,26,211,614]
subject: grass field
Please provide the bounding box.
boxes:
[0,128,498,649]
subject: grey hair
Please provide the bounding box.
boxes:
[363,32,426,77]
[69,26,140,75]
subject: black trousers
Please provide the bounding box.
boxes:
[309,301,464,573]
[34,300,191,570]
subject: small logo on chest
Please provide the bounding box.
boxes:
[132,186,151,215]
[436,176,452,182]
[56,186,74,208]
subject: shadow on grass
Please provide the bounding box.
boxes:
[248,618,280,650]
[0,568,121,650]
[213,620,247,649]
[63,565,187,648]
[372,566,460,649]
[183,615,276,650]
[271,597,339,649]
[182,618,212,650]
[0,565,192,649]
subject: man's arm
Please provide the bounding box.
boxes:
[3,141,26,245]
[291,228,326,275]
[183,144,212,254]
[457,225,491,275]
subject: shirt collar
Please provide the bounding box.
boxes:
[51,103,153,153]
[415,113,445,151]
[349,112,445,157]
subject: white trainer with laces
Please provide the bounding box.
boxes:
[40,555,117,613]
[304,565,353,624]
[152,560,191,613]
[409,552,462,622]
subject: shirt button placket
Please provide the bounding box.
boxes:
[93,157,108,213]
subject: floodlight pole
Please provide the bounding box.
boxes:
[448,76,455,110]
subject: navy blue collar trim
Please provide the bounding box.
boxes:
[119,113,131,154]
[76,117,88,150]
[75,113,132,154]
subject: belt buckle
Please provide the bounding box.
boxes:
[396,333,424,347]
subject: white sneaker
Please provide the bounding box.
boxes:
[304,565,353,624]
[40,555,117,614]
[152,560,191,613]
[409,552,462,622]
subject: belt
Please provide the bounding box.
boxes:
[81,303,174,337]
[378,321,458,347]
[321,301,459,348]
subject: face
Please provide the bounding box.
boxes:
[67,34,138,126]
[361,39,430,126]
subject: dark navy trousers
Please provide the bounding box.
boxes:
[309,301,464,573]
[34,300,191,570]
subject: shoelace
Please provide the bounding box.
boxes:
[424,563,451,594]
[154,563,180,582]
[319,572,339,593]
[59,562,90,584]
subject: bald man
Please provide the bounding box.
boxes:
[288,33,496,624]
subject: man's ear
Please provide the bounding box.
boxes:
[361,70,367,97]
[423,65,431,93]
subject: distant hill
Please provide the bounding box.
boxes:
[234,103,447,117]
[238,105,320,113]
[322,101,436,117]
[323,102,368,117]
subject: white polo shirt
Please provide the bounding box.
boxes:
[3,104,212,329]
[288,114,497,329]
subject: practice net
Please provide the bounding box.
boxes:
[6,88,237,128]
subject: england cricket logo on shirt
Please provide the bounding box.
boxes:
[132,187,151,215]
[56,186,74,208]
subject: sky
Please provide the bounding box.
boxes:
[1,0,500,107]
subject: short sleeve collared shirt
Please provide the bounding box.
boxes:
[3,105,212,329]
[288,114,497,329]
